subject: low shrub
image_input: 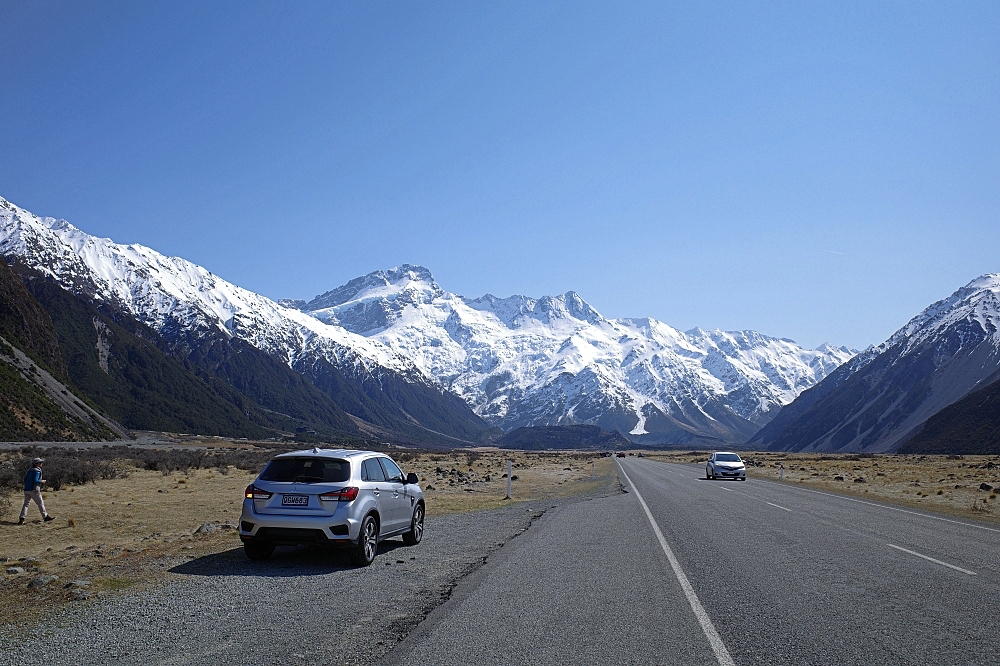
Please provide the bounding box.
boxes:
[0,445,279,492]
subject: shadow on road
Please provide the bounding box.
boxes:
[168,539,412,577]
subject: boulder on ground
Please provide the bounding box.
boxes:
[27,575,58,588]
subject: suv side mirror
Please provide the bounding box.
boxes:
[405,472,419,485]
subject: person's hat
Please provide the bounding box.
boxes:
[31,457,44,464]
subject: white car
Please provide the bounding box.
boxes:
[706,452,746,481]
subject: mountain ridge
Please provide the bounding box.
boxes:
[0,197,490,445]
[748,273,1000,452]
[286,264,856,446]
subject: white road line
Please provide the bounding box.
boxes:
[785,485,1000,534]
[618,462,735,666]
[718,486,732,492]
[766,502,792,512]
[661,462,1000,534]
[887,544,976,575]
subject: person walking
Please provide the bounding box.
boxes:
[19,458,54,524]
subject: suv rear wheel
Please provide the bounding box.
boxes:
[350,515,379,567]
[402,504,424,546]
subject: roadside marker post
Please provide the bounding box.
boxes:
[779,463,784,481]
[506,459,512,499]
[592,461,595,478]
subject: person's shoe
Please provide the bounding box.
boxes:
[17,517,24,525]
[43,515,54,522]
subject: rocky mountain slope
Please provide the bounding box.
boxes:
[0,258,124,441]
[494,425,633,450]
[748,274,1000,453]
[897,374,1000,455]
[0,197,489,445]
[285,265,854,446]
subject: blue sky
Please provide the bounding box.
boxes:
[1,1,997,350]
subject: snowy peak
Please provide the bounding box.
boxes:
[292,266,856,443]
[304,264,441,312]
[751,272,1000,453]
[0,196,416,377]
[888,273,1000,352]
[288,265,444,335]
[466,291,605,328]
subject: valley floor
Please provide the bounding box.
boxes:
[3,447,999,665]
[0,446,614,631]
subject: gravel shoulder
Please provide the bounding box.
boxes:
[1,472,620,666]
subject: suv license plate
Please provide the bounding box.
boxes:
[282,494,309,506]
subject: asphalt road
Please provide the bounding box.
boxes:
[386,459,1000,666]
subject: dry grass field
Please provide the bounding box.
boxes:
[0,448,614,627]
[644,450,1000,524]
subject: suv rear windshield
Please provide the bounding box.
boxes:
[259,457,351,483]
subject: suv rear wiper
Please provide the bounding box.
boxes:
[293,475,324,483]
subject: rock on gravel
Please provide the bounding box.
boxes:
[5,567,25,575]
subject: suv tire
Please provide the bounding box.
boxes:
[244,540,274,561]
[350,515,379,567]
[402,504,424,546]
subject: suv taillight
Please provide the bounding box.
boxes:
[319,487,359,502]
[245,484,273,500]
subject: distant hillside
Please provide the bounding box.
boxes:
[20,273,364,439]
[898,375,1000,455]
[748,274,1000,453]
[494,425,632,450]
[0,259,123,440]
[0,337,122,441]
[0,257,65,377]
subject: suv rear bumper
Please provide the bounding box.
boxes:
[240,527,356,548]
[239,499,359,545]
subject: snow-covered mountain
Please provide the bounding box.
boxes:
[749,273,1000,452]
[284,265,856,445]
[0,196,496,445]
[0,195,857,446]
[0,197,420,376]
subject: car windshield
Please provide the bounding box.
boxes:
[716,454,742,462]
[259,457,350,483]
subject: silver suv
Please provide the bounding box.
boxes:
[239,448,425,566]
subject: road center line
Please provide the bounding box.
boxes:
[766,502,792,512]
[887,544,976,575]
[779,484,1000,534]
[617,462,735,666]
[663,462,1000,534]
[718,486,732,492]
